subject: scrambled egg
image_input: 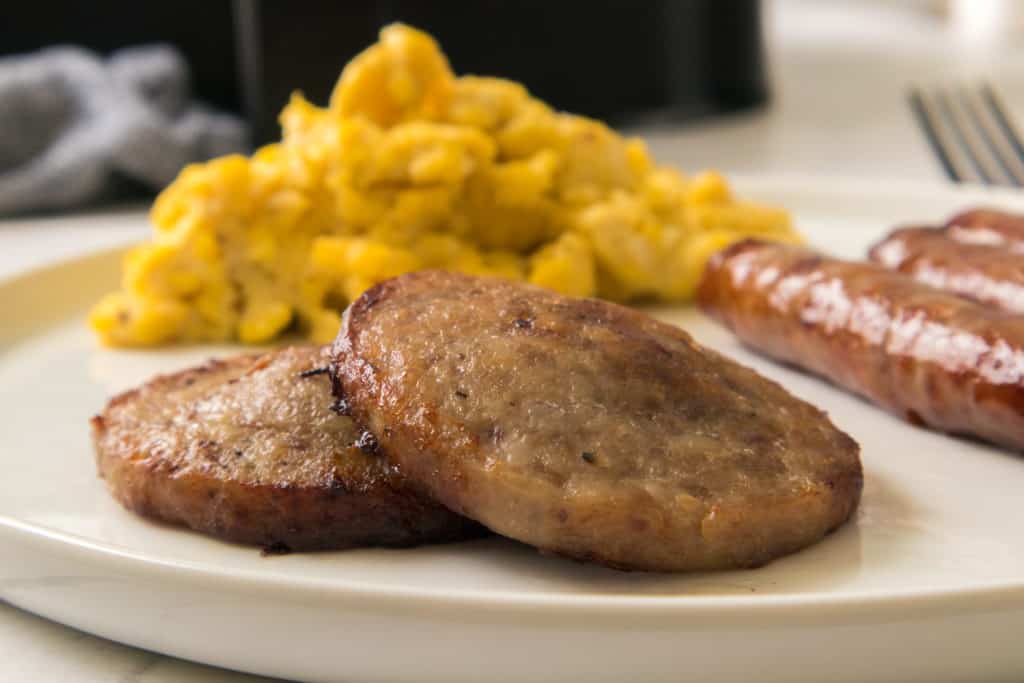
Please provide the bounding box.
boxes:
[91,24,800,347]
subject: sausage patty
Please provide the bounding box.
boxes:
[331,271,862,572]
[92,345,481,551]
[869,225,1024,313]
[699,239,1024,451]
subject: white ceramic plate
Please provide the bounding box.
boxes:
[3,177,1024,683]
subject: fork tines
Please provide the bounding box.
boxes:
[910,83,1024,186]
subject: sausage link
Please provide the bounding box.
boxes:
[869,226,1024,313]
[697,239,1024,451]
[946,208,1024,252]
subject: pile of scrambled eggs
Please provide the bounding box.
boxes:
[91,24,800,346]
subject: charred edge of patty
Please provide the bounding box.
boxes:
[96,442,486,550]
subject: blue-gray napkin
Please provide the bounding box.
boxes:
[0,44,248,215]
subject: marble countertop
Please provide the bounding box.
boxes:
[3,2,1023,681]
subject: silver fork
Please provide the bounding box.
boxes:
[909,83,1024,186]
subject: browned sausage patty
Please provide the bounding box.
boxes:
[92,345,481,551]
[869,226,1024,313]
[331,271,861,572]
[699,239,1024,451]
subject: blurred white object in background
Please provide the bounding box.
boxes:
[950,0,1024,46]
[640,0,1024,181]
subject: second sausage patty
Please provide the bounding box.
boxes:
[331,271,862,572]
[92,345,482,551]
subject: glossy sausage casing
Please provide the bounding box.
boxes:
[946,208,1024,251]
[869,225,1024,314]
[697,239,1024,451]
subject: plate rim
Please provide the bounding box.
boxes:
[4,515,1024,624]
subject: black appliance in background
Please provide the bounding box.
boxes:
[0,2,242,120]
[3,0,768,146]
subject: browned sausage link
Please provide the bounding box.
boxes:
[697,239,1024,451]
[946,208,1024,252]
[869,226,1024,314]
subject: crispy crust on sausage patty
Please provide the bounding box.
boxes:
[331,271,862,572]
[92,345,482,551]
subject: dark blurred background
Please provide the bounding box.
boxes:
[2,0,768,145]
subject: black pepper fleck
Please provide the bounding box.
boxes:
[455,390,468,399]
[513,317,534,330]
[355,430,379,454]
[330,397,351,416]
[299,366,329,378]
[489,424,504,442]
[581,451,596,464]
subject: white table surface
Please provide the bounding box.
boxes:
[3,2,1024,681]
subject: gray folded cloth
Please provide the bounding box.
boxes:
[0,44,249,215]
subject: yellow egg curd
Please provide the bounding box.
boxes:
[90,24,800,346]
